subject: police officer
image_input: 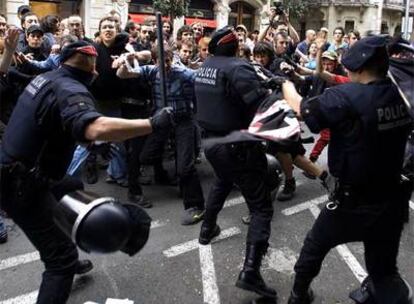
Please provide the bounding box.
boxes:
[281,36,412,303]
[195,26,276,298]
[0,41,172,304]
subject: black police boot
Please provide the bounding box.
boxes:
[199,222,220,245]
[277,178,296,201]
[75,259,93,275]
[288,289,315,304]
[350,276,413,304]
[235,243,277,298]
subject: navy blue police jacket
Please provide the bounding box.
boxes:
[194,56,268,135]
[0,65,102,180]
[301,79,412,187]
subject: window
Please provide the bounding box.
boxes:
[229,1,255,32]
[381,22,389,34]
[344,20,355,34]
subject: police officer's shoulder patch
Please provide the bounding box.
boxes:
[25,75,52,97]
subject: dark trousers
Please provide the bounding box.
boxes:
[140,118,204,210]
[1,172,79,304]
[121,103,149,195]
[204,142,273,245]
[293,198,406,303]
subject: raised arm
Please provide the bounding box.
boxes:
[0,29,19,75]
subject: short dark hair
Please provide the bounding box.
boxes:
[253,41,275,62]
[274,31,288,42]
[40,15,60,34]
[333,27,345,35]
[0,13,7,21]
[98,16,117,32]
[17,5,31,17]
[124,21,136,33]
[21,12,37,28]
[348,30,360,40]
[177,25,193,41]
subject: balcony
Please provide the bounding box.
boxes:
[310,0,371,5]
[310,0,414,11]
[384,0,414,11]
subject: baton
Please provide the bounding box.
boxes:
[156,12,168,108]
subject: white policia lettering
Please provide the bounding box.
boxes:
[196,67,219,86]
[377,104,411,130]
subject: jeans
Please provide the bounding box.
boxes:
[67,98,128,180]
[67,143,127,180]
[0,214,6,238]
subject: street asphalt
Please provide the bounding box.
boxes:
[0,138,413,304]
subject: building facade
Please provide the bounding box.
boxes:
[296,0,414,40]
[0,0,413,40]
[0,0,273,37]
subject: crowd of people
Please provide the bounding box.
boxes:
[0,3,413,304]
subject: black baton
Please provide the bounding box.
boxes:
[156,12,167,108]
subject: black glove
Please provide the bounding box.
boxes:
[150,107,174,132]
[88,142,118,161]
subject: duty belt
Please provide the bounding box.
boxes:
[329,182,400,210]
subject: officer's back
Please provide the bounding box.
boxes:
[299,36,412,190]
[195,27,268,135]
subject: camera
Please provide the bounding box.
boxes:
[273,1,284,15]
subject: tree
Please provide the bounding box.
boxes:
[153,0,191,21]
[280,0,312,21]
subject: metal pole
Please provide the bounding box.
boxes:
[404,0,411,40]
[156,12,168,108]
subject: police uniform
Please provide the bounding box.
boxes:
[0,43,101,304]
[195,27,276,298]
[288,36,412,304]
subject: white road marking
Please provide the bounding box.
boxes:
[163,227,241,304]
[223,196,244,209]
[0,290,38,304]
[223,181,305,209]
[281,195,328,216]
[0,251,40,272]
[105,299,134,304]
[150,220,168,229]
[309,205,367,283]
[163,227,241,258]
[409,200,414,211]
[0,219,165,273]
[199,245,220,304]
[264,247,297,275]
